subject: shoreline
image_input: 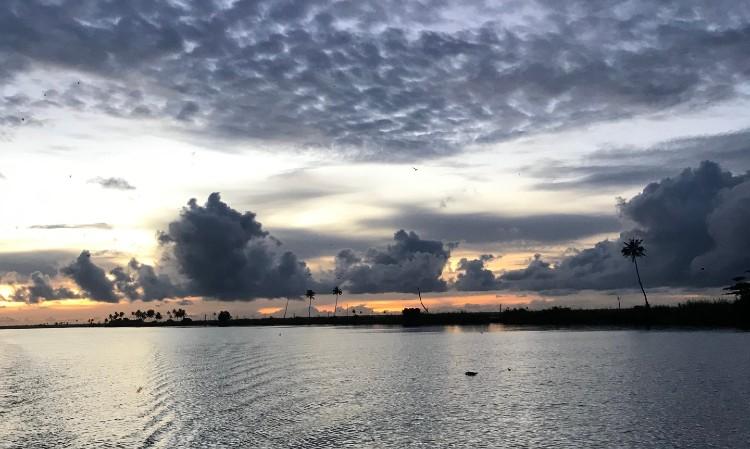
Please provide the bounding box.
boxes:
[2,303,748,330]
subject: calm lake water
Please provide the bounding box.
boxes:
[1,326,748,448]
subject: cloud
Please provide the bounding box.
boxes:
[60,250,119,302]
[689,177,750,277]
[270,228,376,260]
[334,230,451,293]
[110,259,180,301]
[530,129,750,191]
[30,223,112,230]
[530,165,672,191]
[11,271,80,304]
[0,250,78,276]
[453,255,502,292]
[88,177,136,190]
[364,209,621,244]
[4,1,750,160]
[501,161,750,292]
[158,193,313,300]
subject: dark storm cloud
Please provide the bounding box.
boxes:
[30,223,112,230]
[60,250,119,302]
[12,271,80,304]
[365,209,621,244]
[89,177,136,190]
[531,130,750,191]
[0,250,78,276]
[158,193,313,300]
[110,259,179,301]
[334,230,451,293]
[453,255,502,292]
[3,1,750,159]
[501,161,750,292]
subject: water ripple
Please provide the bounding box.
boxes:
[1,328,749,448]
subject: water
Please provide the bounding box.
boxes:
[0,326,748,448]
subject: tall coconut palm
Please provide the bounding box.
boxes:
[621,238,649,308]
[332,286,343,317]
[305,289,316,318]
[416,288,429,313]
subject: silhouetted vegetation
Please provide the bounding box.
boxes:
[5,299,748,330]
[332,286,342,317]
[622,238,649,309]
[305,289,316,318]
[417,288,429,313]
[724,273,750,328]
[402,307,422,325]
[5,280,750,330]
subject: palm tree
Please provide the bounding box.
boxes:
[621,238,649,309]
[332,286,342,317]
[417,288,429,313]
[173,308,187,320]
[305,289,316,319]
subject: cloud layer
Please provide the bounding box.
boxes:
[29,223,112,230]
[365,209,620,244]
[529,129,750,191]
[3,1,750,159]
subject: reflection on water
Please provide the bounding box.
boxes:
[1,326,749,448]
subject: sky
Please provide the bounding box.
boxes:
[1,0,750,324]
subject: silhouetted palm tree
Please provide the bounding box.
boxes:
[305,289,316,318]
[332,286,342,317]
[417,288,429,313]
[621,238,649,308]
[172,308,187,320]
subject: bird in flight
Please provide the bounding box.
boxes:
[412,167,418,171]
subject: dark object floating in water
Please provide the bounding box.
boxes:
[465,371,478,376]
[507,368,512,371]
[136,386,143,393]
